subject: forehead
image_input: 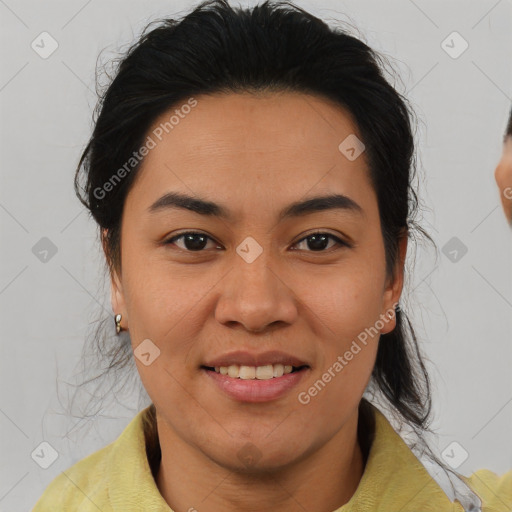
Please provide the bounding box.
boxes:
[125,91,375,219]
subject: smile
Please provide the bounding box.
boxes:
[201,365,310,402]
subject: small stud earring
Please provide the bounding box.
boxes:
[115,313,123,334]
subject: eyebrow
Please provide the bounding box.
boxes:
[148,191,365,222]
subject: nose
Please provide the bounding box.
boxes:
[214,251,298,333]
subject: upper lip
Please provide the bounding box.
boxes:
[202,350,309,368]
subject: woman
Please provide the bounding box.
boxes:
[32,0,512,510]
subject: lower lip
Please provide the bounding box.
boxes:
[202,367,309,403]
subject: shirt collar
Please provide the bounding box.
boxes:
[108,405,172,510]
[334,403,461,511]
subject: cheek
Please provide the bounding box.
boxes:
[121,251,224,393]
[122,244,204,338]
[295,302,379,443]
[308,258,386,341]
[300,259,384,402]
[301,284,380,428]
[319,289,381,394]
[495,156,512,187]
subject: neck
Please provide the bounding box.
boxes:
[152,405,369,512]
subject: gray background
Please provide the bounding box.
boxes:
[0,0,511,510]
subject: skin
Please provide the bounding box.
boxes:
[107,91,407,512]
[495,135,512,226]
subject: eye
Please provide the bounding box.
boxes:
[164,231,221,252]
[292,231,350,252]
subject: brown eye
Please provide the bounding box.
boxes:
[292,232,350,252]
[165,232,220,252]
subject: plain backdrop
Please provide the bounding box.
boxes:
[0,0,511,510]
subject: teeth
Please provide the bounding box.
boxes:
[273,363,284,377]
[213,363,298,379]
[239,366,256,379]
[256,365,274,379]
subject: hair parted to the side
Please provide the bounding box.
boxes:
[66,0,468,496]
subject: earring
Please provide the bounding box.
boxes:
[115,313,123,334]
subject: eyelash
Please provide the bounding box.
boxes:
[163,230,351,253]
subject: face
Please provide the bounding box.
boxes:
[108,91,406,472]
[495,136,512,225]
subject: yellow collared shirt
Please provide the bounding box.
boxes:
[32,404,512,511]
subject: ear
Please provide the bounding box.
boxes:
[379,231,407,335]
[102,228,128,330]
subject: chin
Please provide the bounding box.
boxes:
[209,440,306,475]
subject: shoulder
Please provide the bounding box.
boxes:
[32,408,152,511]
[461,468,512,512]
[32,442,114,511]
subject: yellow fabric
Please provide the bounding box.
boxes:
[461,470,512,512]
[32,404,512,511]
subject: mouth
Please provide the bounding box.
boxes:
[200,362,310,403]
[200,350,311,402]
